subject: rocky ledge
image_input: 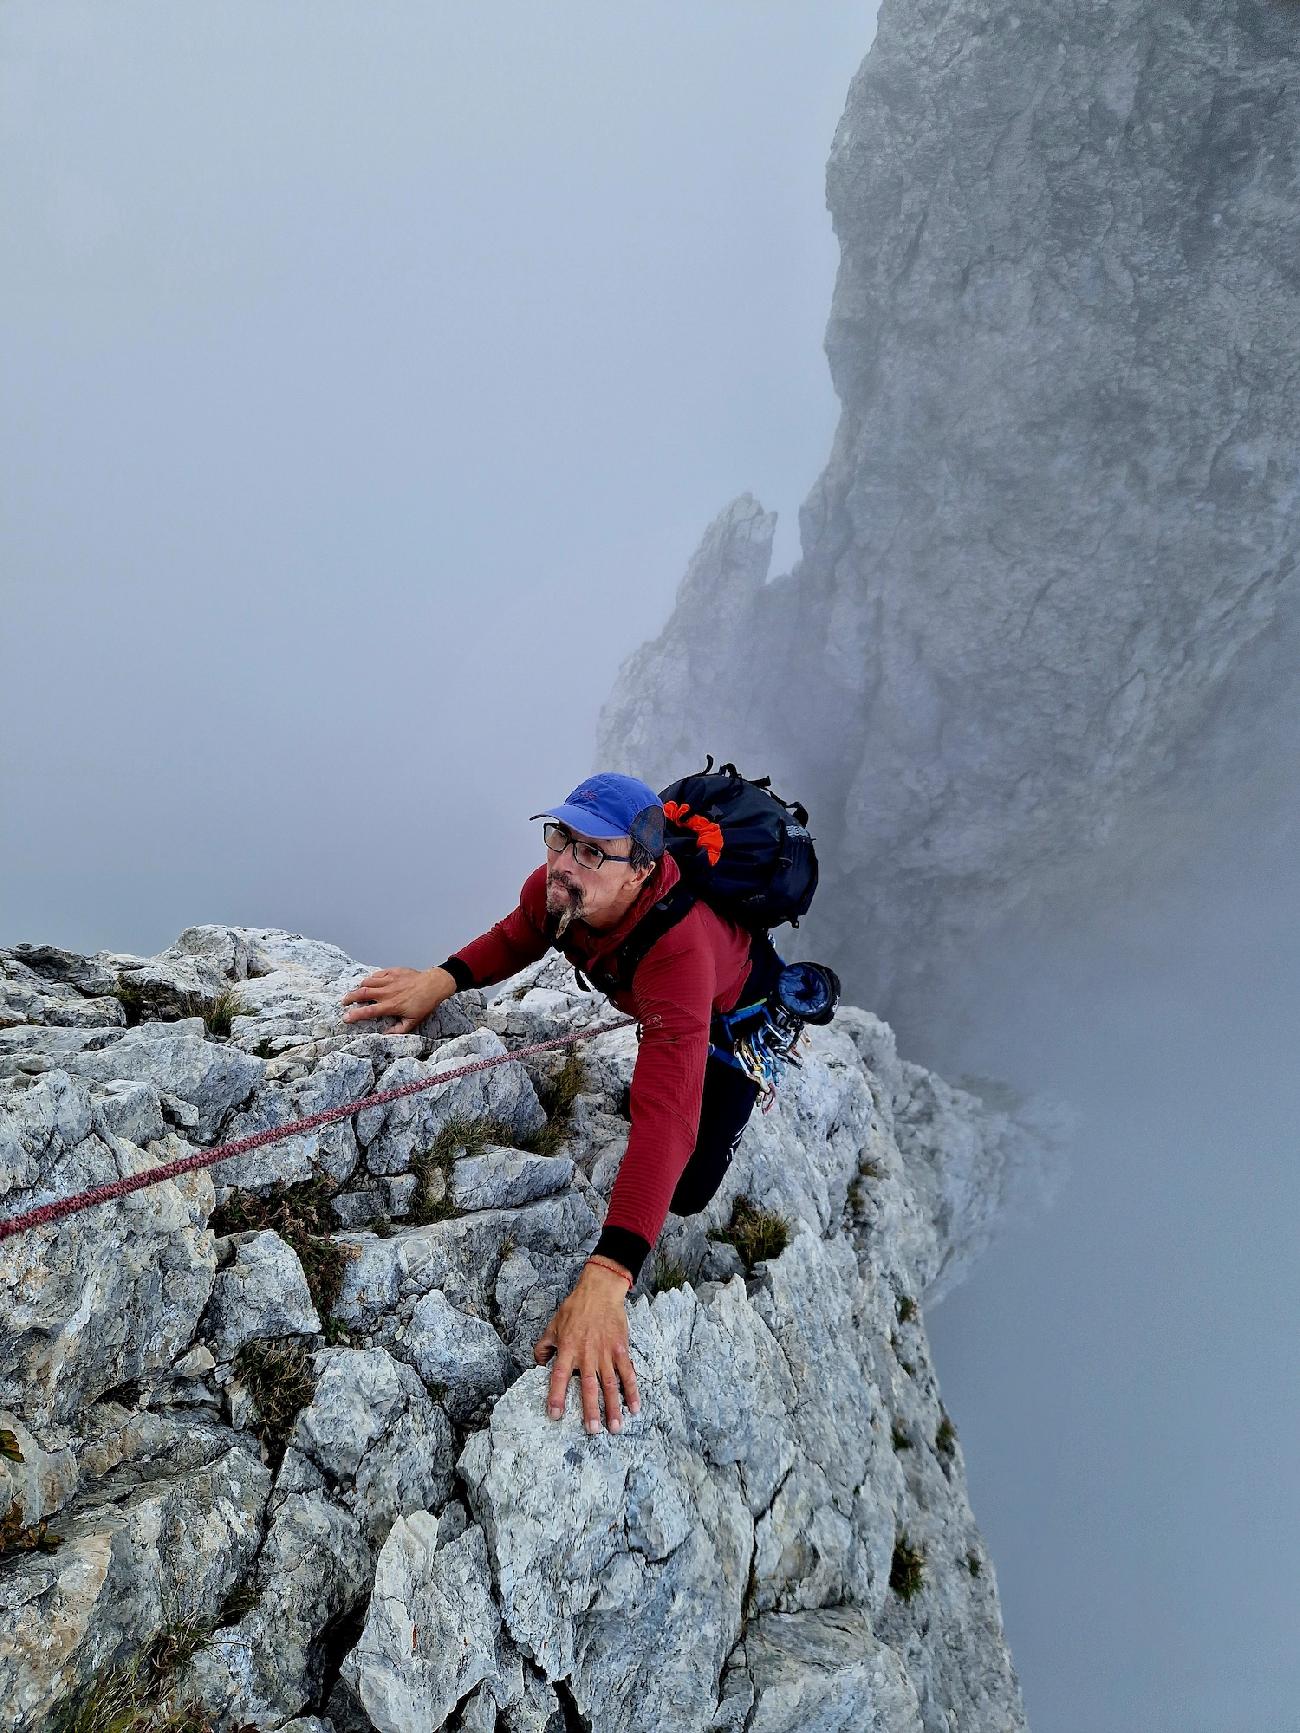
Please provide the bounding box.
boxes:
[1,924,1042,1732]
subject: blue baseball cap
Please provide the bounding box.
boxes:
[529,772,666,857]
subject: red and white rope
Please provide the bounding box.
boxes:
[0,1015,636,1244]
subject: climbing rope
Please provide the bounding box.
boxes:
[0,1014,637,1244]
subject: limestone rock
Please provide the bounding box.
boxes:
[0,1406,77,1532]
[286,1346,456,1546]
[161,924,277,983]
[201,1229,322,1359]
[358,1029,545,1178]
[2,944,119,1001]
[493,1245,586,1375]
[400,1289,514,1423]
[595,0,1300,1070]
[449,1146,574,1213]
[0,919,1028,1730]
[0,1412,269,1733]
[719,1606,922,1732]
[0,1076,216,1427]
[339,1513,513,1732]
[333,1189,601,1333]
[221,925,480,1058]
[179,1489,372,1730]
[58,1021,264,1142]
[456,1285,771,1730]
[212,1049,373,1193]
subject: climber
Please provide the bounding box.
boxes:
[339,771,787,1438]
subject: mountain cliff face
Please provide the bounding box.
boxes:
[2,926,1029,1732]
[595,0,1300,1058]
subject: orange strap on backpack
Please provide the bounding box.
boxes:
[663,800,724,867]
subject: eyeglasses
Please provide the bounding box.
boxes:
[542,820,631,871]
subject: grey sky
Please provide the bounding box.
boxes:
[3,6,1294,1730]
[1,0,869,971]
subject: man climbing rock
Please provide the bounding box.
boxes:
[340,771,786,1437]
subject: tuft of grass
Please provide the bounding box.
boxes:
[210,1176,352,1323]
[891,1423,913,1452]
[406,1174,457,1227]
[966,1549,982,1577]
[432,1114,514,1163]
[519,1052,587,1158]
[408,1114,488,1225]
[215,1577,261,1626]
[935,1412,957,1458]
[706,1194,791,1273]
[47,1657,212,1733]
[520,1121,569,1158]
[859,1157,883,1180]
[111,979,148,1027]
[141,1620,212,1681]
[649,1254,687,1294]
[1,1427,23,1462]
[179,988,250,1040]
[233,1338,317,1469]
[889,1534,925,1602]
[402,1073,585,1226]
[1,1498,63,1559]
[45,1612,248,1733]
[407,1104,568,1223]
[112,977,252,1040]
[896,1295,917,1323]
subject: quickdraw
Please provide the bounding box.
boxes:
[709,957,841,1110]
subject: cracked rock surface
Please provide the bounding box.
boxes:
[595,0,1300,1061]
[3,925,1028,1730]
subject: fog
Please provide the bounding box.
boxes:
[3,5,1295,1729]
[926,794,1300,1733]
[2,0,865,969]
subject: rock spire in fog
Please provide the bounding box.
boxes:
[596,0,1300,1056]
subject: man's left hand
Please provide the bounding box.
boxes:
[534,1262,642,1434]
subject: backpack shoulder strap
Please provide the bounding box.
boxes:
[587,881,698,997]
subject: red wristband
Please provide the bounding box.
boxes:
[585,1255,633,1288]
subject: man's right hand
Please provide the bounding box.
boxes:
[340,967,455,1035]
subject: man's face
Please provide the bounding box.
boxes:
[543,822,650,936]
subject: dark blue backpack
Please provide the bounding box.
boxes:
[659,756,819,933]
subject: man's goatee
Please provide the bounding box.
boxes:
[553,902,579,940]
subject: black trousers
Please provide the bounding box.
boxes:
[669,934,785,1218]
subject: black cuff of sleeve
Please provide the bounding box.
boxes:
[438,955,476,992]
[592,1225,653,1284]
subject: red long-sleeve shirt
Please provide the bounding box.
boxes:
[442,849,756,1280]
